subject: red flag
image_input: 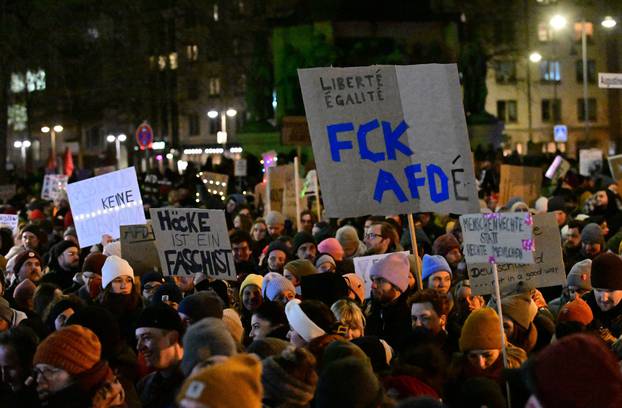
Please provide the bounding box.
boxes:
[63,147,74,176]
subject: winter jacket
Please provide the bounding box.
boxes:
[364,292,411,350]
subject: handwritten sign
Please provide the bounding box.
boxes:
[198,172,229,199]
[267,164,298,221]
[608,154,622,182]
[466,214,565,295]
[0,214,18,230]
[298,64,479,217]
[41,175,68,201]
[460,213,535,265]
[545,155,571,183]
[0,185,16,203]
[499,165,542,207]
[67,167,145,248]
[149,208,236,280]
[353,251,410,299]
[579,148,603,177]
[120,223,161,276]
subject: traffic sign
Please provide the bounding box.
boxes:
[554,124,567,143]
[599,73,622,89]
[135,122,154,150]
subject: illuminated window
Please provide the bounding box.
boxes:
[10,73,25,93]
[540,60,561,82]
[8,104,27,131]
[209,77,221,96]
[158,55,167,71]
[169,52,178,70]
[213,4,219,21]
[538,22,553,42]
[186,45,199,61]
[26,69,46,92]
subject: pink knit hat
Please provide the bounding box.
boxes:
[317,238,345,261]
[369,253,410,292]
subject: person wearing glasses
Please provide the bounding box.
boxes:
[364,222,399,256]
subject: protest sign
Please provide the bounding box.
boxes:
[460,212,535,265]
[120,223,161,276]
[234,159,248,177]
[544,155,571,183]
[0,185,16,203]
[149,208,236,280]
[608,154,622,181]
[198,172,229,199]
[0,214,18,230]
[499,165,542,207]
[282,116,311,145]
[465,213,565,296]
[67,167,145,248]
[353,251,410,299]
[579,148,603,176]
[41,175,68,201]
[267,164,299,221]
[298,64,479,218]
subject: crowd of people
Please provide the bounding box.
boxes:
[1,161,622,408]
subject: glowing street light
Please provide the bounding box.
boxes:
[208,108,238,145]
[549,14,567,30]
[602,16,617,29]
[529,52,542,63]
[107,133,127,169]
[41,124,63,161]
[226,108,237,117]
[207,110,219,119]
[13,140,32,169]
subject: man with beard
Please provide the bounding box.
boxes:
[562,220,584,273]
[578,223,605,261]
[41,240,81,291]
[432,233,463,276]
[584,253,622,342]
[364,221,398,255]
[230,229,258,278]
[292,232,317,264]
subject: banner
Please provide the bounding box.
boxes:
[120,223,161,276]
[149,208,236,280]
[460,212,535,265]
[608,154,622,182]
[0,214,18,230]
[499,165,542,207]
[466,213,565,295]
[267,164,298,221]
[0,185,16,203]
[67,167,145,248]
[353,251,410,299]
[579,148,603,177]
[198,172,229,198]
[298,64,479,217]
[41,175,68,201]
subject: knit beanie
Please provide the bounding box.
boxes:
[246,338,289,360]
[557,298,593,326]
[421,254,452,281]
[547,195,567,213]
[12,250,42,277]
[101,255,134,289]
[314,357,382,408]
[459,307,503,352]
[317,238,344,261]
[284,259,317,281]
[50,240,77,263]
[292,232,315,253]
[151,282,183,305]
[141,271,165,287]
[265,274,296,302]
[179,292,224,322]
[239,273,263,297]
[567,259,592,291]
[315,253,336,270]
[0,298,13,324]
[343,273,365,304]
[262,347,318,407]
[266,240,291,259]
[34,325,101,376]
[266,211,285,226]
[535,196,548,213]
[285,299,326,342]
[136,303,184,334]
[581,223,605,245]
[222,308,244,344]
[82,252,107,275]
[369,252,410,292]
[321,339,369,371]
[14,279,36,309]
[181,317,237,376]
[501,292,538,331]
[591,252,622,290]
[528,334,622,408]
[177,354,263,408]
[336,226,361,253]
[432,233,461,257]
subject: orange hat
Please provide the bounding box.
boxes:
[459,308,503,352]
[34,325,101,375]
[557,298,593,326]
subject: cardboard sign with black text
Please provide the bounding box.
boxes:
[149,208,236,280]
[120,223,161,276]
[499,165,542,207]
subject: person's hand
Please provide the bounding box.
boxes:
[531,289,547,309]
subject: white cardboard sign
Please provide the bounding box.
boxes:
[67,167,145,248]
[0,214,18,230]
[41,175,68,201]
[353,251,410,300]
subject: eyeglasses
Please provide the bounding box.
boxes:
[33,366,64,380]
[364,232,383,240]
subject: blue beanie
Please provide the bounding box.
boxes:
[421,254,452,281]
[265,275,296,301]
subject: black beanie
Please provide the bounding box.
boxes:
[178,292,224,323]
[591,253,622,290]
[292,232,315,253]
[136,303,184,334]
[267,240,291,259]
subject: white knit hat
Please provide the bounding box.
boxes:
[285,299,325,342]
[101,255,134,289]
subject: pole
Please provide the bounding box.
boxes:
[407,214,423,290]
[524,0,533,144]
[313,171,321,222]
[294,157,302,232]
[265,167,271,214]
[582,18,590,142]
[115,138,121,169]
[21,145,27,170]
[492,261,512,406]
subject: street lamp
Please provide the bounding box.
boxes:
[601,16,617,29]
[529,52,542,63]
[207,108,238,145]
[549,15,567,30]
[41,124,63,162]
[13,140,31,169]
[107,133,127,169]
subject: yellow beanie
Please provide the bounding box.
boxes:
[177,354,263,408]
[239,274,264,297]
[459,307,503,352]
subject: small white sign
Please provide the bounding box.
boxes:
[599,73,622,89]
[0,214,18,230]
[234,159,247,177]
[553,124,567,142]
[41,175,68,201]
